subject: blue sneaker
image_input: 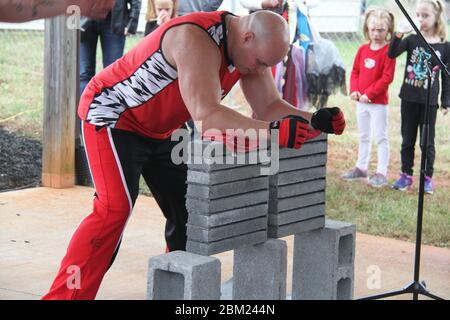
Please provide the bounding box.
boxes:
[392,173,413,191]
[424,176,434,194]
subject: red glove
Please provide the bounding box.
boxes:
[305,128,322,141]
[269,115,309,149]
[311,107,346,135]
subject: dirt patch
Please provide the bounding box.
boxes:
[0,126,42,191]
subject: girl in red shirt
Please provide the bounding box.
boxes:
[342,8,396,187]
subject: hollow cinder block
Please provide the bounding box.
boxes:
[292,219,356,300]
[147,251,221,300]
[186,230,268,256]
[233,239,287,300]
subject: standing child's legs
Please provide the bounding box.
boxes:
[341,102,370,180]
[356,102,372,172]
[367,104,389,187]
[419,104,438,194]
[370,104,389,177]
[418,105,438,178]
[392,100,420,190]
[400,100,420,176]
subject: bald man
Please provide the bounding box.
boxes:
[43,10,346,300]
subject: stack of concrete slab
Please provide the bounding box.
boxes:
[185,140,269,256]
[268,134,328,238]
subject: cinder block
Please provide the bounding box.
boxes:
[186,216,268,242]
[268,204,325,225]
[147,251,221,300]
[277,166,327,186]
[233,239,287,300]
[187,203,268,228]
[187,176,268,199]
[268,215,325,238]
[292,219,356,300]
[187,164,264,185]
[186,189,269,214]
[186,230,267,256]
[269,191,325,213]
[269,179,326,199]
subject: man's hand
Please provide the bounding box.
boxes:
[350,91,361,101]
[269,115,309,149]
[359,94,371,103]
[311,107,346,135]
[396,19,413,34]
[441,106,449,116]
[262,0,283,9]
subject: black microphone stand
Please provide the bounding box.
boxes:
[360,0,449,300]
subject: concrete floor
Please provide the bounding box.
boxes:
[0,187,449,300]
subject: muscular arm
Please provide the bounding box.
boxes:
[0,0,113,22]
[240,69,313,124]
[162,25,270,134]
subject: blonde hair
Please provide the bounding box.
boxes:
[417,0,448,41]
[146,0,178,22]
[363,7,395,41]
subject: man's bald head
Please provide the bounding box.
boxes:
[244,11,289,52]
[227,11,290,75]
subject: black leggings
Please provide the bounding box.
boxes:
[400,100,438,177]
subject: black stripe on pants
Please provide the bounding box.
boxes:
[109,128,188,257]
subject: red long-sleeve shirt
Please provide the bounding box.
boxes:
[350,43,396,105]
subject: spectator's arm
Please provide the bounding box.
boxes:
[388,33,409,58]
[364,55,396,101]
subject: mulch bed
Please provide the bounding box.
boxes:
[0,126,42,191]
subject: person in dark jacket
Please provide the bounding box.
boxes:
[80,0,142,95]
[177,0,224,16]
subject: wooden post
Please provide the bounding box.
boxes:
[42,16,77,188]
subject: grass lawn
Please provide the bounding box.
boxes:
[0,29,448,247]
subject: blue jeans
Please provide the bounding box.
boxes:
[80,15,126,95]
